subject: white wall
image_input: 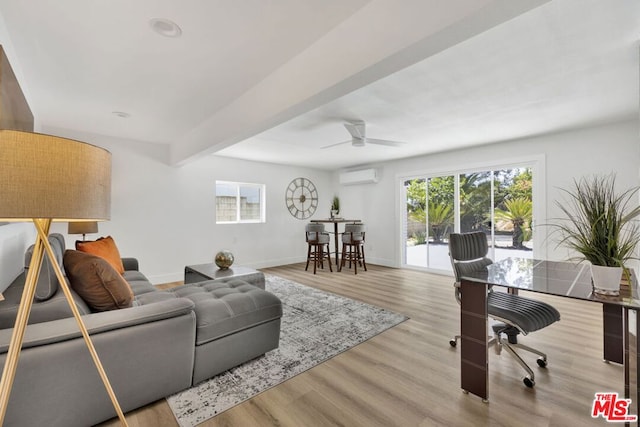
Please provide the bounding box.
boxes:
[41,128,332,284]
[335,120,640,268]
[0,120,637,288]
[0,224,35,291]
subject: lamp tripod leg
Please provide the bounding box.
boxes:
[34,220,129,425]
[0,222,48,424]
[0,219,129,426]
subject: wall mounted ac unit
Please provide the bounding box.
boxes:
[339,168,378,185]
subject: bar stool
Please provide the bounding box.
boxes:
[305,223,332,274]
[339,223,367,274]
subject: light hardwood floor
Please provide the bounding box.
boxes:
[101,263,627,426]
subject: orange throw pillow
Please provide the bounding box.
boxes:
[76,236,125,274]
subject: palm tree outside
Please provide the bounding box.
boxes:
[494,197,533,249]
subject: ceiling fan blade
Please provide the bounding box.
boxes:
[344,121,365,139]
[366,138,406,147]
[321,140,351,149]
[322,121,403,149]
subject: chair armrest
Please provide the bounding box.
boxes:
[0,298,195,353]
[122,257,139,271]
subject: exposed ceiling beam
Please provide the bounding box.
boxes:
[170,0,551,165]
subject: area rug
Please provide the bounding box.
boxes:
[166,274,408,426]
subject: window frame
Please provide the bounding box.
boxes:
[215,181,266,224]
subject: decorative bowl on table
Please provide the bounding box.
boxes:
[214,250,234,269]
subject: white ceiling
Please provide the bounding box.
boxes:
[0,0,638,170]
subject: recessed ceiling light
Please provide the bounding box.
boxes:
[112,111,130,118]
[149,18,182,38]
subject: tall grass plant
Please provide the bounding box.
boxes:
[552,174,640,269]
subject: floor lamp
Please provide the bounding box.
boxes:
[0,130,128,425]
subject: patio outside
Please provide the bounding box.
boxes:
[405,234,533,272]
[404,168,534,273]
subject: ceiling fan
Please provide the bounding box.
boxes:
[322,120,406,149]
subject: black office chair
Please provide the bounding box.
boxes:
[448,231,561,387]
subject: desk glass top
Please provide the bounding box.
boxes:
[461,258,640,309]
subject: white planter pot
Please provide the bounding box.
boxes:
[591,264,623,296]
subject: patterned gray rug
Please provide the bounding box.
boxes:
[166,274,408,426]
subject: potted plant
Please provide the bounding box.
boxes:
[331,196,340,218]
[552,174,640,295]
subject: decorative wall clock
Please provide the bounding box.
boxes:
[285,177,318,219]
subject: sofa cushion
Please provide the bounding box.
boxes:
[0,272,91,328]
[24,233,66,301]
[63,250,134,311]
[124,270,158,296]
[76,236,125,274]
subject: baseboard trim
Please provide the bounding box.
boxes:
[148,256,399,285]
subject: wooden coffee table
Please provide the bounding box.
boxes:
[183,264,265,289]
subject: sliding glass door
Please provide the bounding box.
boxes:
[403,175,454,270]
[493,168,533,262]
[402,166,533,272]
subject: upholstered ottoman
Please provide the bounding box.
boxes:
[167,278,282,384]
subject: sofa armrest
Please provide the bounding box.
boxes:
[0,297,195,352]
[0,297,197,427]
[121,257,139,271]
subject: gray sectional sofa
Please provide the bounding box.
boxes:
[0,234,282,426]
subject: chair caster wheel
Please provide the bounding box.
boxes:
[536,358,547,368]
[462,389,469,394]
[523,376,535,388]
[449,340,457,347]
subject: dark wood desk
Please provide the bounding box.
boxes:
[310,218,360,267]
[460,258,639,422]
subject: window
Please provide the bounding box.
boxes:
[216,181,265,223]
